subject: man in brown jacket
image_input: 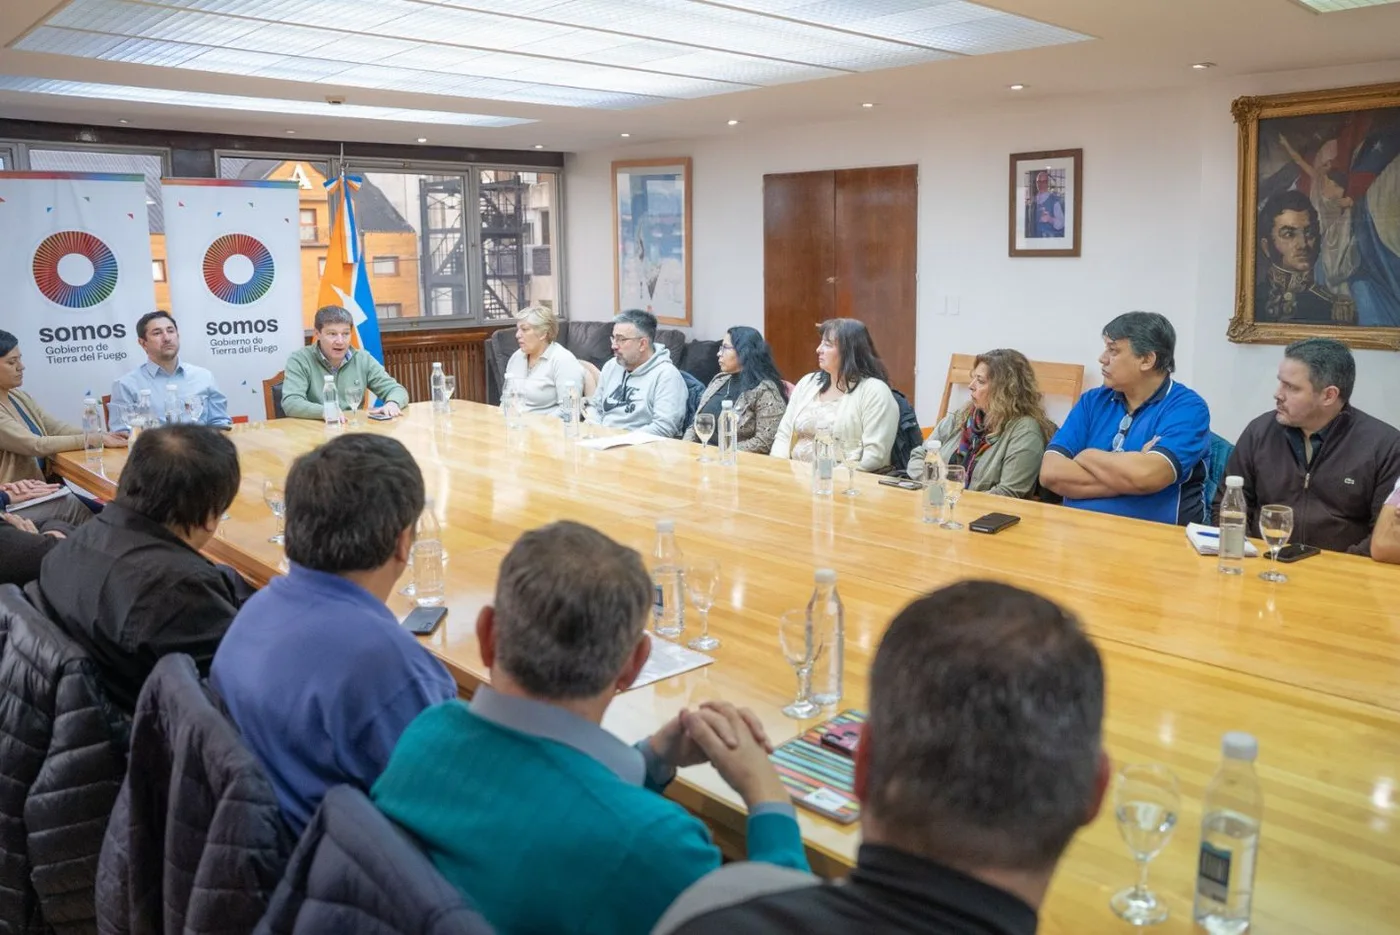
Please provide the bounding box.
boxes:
[1213,338,1400,555]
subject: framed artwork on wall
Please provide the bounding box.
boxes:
[1008,148,1082,258]
[1229,81,1400,350]
[612,157,692,326]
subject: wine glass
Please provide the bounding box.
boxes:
[778,609,824,719]
[443,375,457,400]
[262,479,285,545]
[694,413,716,462]
[1110,763,1180,925]
[941,465,967,530]
[840,436,862,496]
[1259,504,1294,583]
[346,390,365,428]
[685,559,721,651]
[183,394,205,425]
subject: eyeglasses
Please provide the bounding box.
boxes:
[719,343,735,351]
[610,334,641,346]
[1112,413,1133,452]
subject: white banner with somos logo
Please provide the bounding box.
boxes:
[161,178,303,421]
[0,171,153,421]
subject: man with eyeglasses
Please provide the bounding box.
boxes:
[1039,312,1210,525]
[590,308,688,438]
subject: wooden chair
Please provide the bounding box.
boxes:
[262,371,285,421]
[934,353,1085,424]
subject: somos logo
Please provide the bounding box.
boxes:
[203,233,275,305]
[32,230,119,309]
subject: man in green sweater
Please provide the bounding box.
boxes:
[281,305,410,420]
[372,521,810,935]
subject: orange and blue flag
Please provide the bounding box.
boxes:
[312,172,384,362]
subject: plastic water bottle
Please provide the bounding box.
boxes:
[82,397,104,461]
[812,425,835,497]
[808,569,844,706]
[650,519,685,639]
[562,380,580,439]
[1194,732,1262,935]
[718,400,739,466]
[430,361,449,414]
[321,375,340,426]
[412,503,445,607]
[131,388,154,443]
[163,383,181,424]
[1217,476,1247,576]
[923,440,947,524]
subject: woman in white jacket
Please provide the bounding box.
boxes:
[771,318,899,472]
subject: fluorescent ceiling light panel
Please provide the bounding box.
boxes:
[0,76,534,126]
[1293,0,1399,10]
[12,0,1091,109]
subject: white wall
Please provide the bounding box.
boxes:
[565,60,1400,439]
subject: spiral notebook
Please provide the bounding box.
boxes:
[769,709,866,824]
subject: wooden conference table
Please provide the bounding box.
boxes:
[56,401,1400,935]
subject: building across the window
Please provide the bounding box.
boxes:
[372,255,400,276]
[376,303,403,318]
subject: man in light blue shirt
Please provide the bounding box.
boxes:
[110,311,230,433]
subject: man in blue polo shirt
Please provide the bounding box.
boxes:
[211,433,455,833]
[1040,312,1209,525]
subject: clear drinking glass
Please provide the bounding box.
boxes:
[1111,763,1181,925]
[778,609,824,719]
[685,559,721,651]
[841,437,862,496]
[346,391,365,428]
[941,464,967,530]
[694,413,716,462]
[262,480,285,544]
[443,375,457,400]
[1258,504,1294,584]
[183,395,205,425]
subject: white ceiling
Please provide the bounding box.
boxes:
[1,0,1398,153]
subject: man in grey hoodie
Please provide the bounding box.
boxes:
[593,309,688,438]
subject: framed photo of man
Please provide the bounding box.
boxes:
[1229,82,1400,350]
[1009,149,1082,257]
[612,157,692,326]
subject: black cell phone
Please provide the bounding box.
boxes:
[369,410,394,421]
[877,477,925,490]
[1275,544,1322,563]
[403,606,447,635]
[969,512,1021,535]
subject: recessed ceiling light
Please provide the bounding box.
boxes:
[861,102,876,108]
[534,144,545,149]
[1191,62,1216,70]
[416,137,428,143]
[727,119,740,126]
[285,129,296,134]
[1008,84,1026,91]
[118,118,129,124]
[620,132,631,138]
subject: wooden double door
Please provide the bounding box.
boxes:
[763,165,918,399]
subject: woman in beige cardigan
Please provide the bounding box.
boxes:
[906,348,1057,498]
[0,330,124,522]
[771,318,899,472]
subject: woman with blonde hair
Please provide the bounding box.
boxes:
[503,305,587,418]
[907,348,1057,498]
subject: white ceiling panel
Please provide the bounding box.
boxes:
[0,75,534,126]
[904,14,1087,55]
[1294,0,1399,10]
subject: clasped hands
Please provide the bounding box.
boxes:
[648,700,790,809]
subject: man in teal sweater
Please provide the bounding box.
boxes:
[372,521,810,935]
[280,305,410,419]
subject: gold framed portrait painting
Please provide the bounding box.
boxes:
[1230,82,1400,350]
